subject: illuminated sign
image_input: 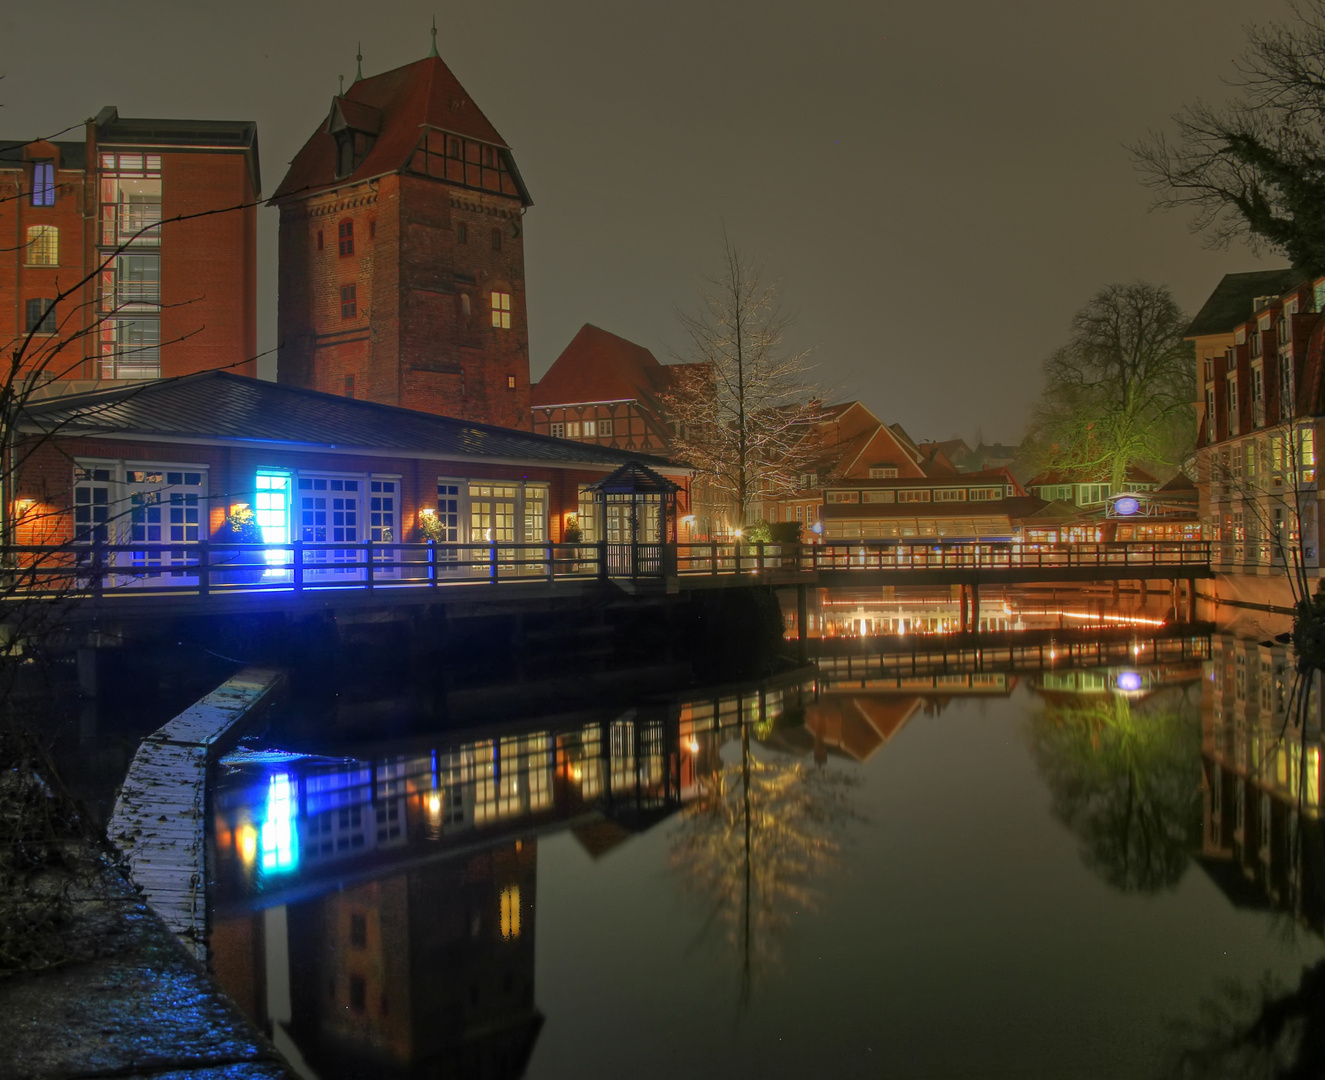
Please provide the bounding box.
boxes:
[1116,671,1143,692]
[1114,497,1141,516]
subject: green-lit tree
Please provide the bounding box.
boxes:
[1028,692,1202,893]
[667,720,855,1001]
[1023,282,1195,490]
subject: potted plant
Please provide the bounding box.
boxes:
[213,503,267,585]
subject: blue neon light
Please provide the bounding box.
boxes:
[1116,671,1143,692]
[260,772,299,872]
[1114,497,1140,516]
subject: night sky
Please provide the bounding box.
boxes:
[1,0,1291,443]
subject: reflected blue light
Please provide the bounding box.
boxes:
[811,522,823,534]
[260,772,299,872]
[1115,497,1140,516]
[1116,671,1143,692]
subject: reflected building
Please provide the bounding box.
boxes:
[1199,634,1325,933]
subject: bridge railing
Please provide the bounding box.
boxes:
[0,538,1214,601]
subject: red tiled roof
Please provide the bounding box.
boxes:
[272,54,525,202]
[531,324,671,408]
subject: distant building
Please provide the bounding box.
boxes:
[1026,465,1159,508]
[0,107,259,382]
[530,324,677,453]
[272,43,533,428]
[819,467,1029,541]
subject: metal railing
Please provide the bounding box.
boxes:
[0,538,1214,602]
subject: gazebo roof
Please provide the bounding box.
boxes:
[585,462,680,495]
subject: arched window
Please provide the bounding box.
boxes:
[461,294,471,319]
[25,225,57,266]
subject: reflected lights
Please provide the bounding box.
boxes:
[260,772,299,873]
[1116,671,1144,693]
[500,885,521,939]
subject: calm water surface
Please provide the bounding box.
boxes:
[207,632,1325,1078]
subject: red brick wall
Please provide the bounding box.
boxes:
[277,171,531,429]
[0,141,93,378]
[161,151,258,377]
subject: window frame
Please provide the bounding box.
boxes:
[30,161,54,206]
[338,219,355,257]
[25,224,58,267]
[340,284,357,320]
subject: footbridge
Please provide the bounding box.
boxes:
[0,539,1212,622]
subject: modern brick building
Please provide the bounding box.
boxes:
[272,41,533,429]
[0,107,259,383]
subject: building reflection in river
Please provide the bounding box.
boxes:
[1198,634,1325,934]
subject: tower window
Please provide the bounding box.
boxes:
[31,162,54,206]
[456,222,467,244]
[490,291,511,329]
[344,374,356,398]
[461,294,471,319]
[341,284,357,319]
[338,220,354,257]
[506,375,516,389]
[369,219,376,239]
[491,227,501,251]
[317,230,324,251]
[25,225,58,266]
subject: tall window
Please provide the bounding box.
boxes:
[1252,365,1265,427]
[341,284,357,319]
[24,299,55,334]
[25,225,58,266]
[338,220,354,256]
[99,154,162,378]
[31,161,54,206]
[490,291,511,329]
[491,227,502,251]
[456,222,467,244]
[1227,377,1240,436]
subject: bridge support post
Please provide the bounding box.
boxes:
[1171,579,1180,621]
[797,585,808,665]
[970,584,980,631]
[959,585,968,633]
[1187,578,1197,622]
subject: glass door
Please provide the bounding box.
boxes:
[469,483,517,576]
[298,476,362,581]
[121,467,206,585]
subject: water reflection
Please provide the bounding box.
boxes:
[202,619,1325,1079]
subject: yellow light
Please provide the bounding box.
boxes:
[572,765,582,781]
[687,738,700,753]
[427,793,441,815]
[418,507,438,521]
[238,824,258,867]
[733,529,743,538]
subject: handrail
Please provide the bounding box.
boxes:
[0,539,1214,601]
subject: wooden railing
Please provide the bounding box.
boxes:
[0,538,1214,601]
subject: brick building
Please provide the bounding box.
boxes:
[0,107,259,382]
[272,42,533,428]
[1189,268,1325,607]
[531,324,678,453]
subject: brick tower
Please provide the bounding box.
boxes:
[272,34,533,428]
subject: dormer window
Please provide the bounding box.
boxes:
[337,134,355,178]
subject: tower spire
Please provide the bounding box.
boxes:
[429,15,439,58]
[354,43,363,83]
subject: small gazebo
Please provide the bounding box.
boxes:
[584,462,680,544]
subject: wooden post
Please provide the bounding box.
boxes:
[197,542,209,599]
[797,584,808,665]
[971,583,980,631]
[365,537,374,590]
[1187,578,1197,622]
[293,542,303,594]
[959,584,968,633]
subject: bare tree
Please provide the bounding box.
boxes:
[1134,1,1325,272]
[1024,282,1195,490]
[665,236,822,532]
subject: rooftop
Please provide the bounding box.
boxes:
[1186,268,1303,338]
[20,371,679,472]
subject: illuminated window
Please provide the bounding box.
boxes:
[567,421,581,438]
[338,220,354,256]
[968,487,1002,501]
[31,161,54,206]
[934,489,966,501]
[582,420,597,438]
[868,466,898,478]
[490,291,511,328]
[898,490,931,503]
[550,422,565,438]
[25,225,57,266]
[500,885,521,939]
[1302,428,1316,483]
[863,491,895,503]
[826,491,859,503]
[341,284,357,319]
[506,374,516,389]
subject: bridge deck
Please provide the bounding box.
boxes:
[0,539,1214,621]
